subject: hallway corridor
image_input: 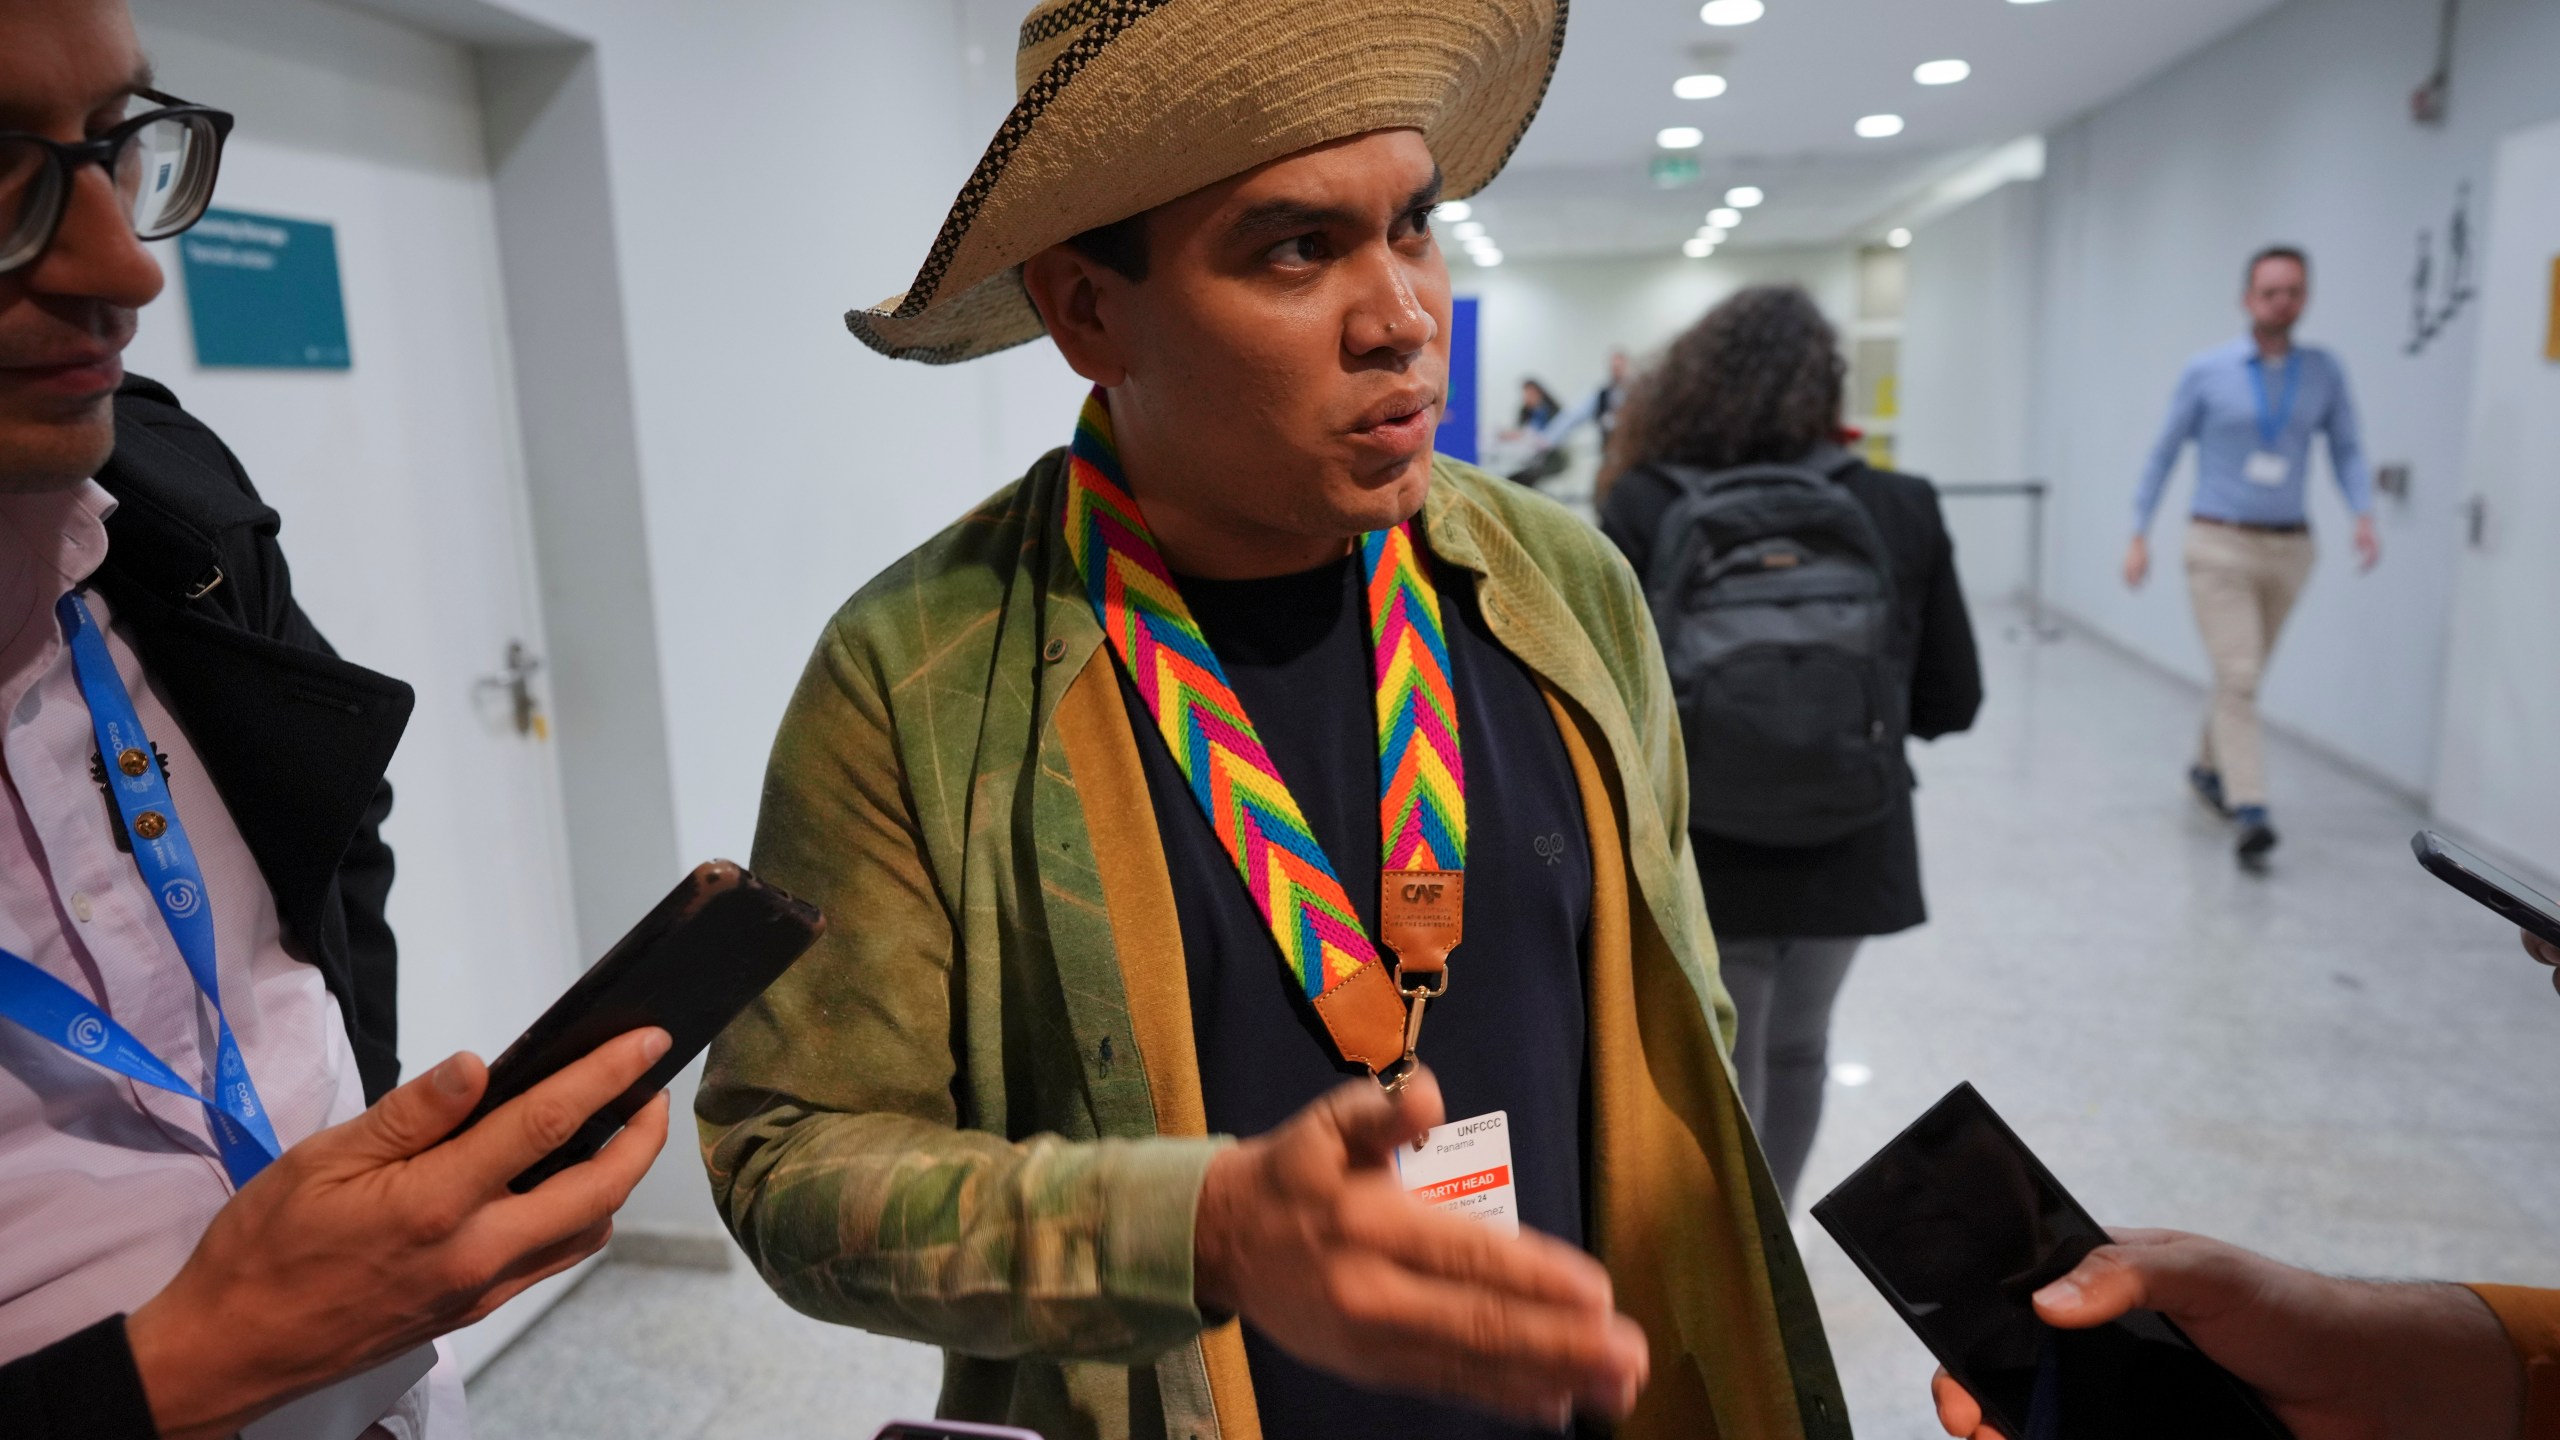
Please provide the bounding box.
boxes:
[468,610,2560,1439]
[1800,611,2560,1435]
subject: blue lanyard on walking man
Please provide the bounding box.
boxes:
[2246,351,2301,451]
[0,593,283,1189]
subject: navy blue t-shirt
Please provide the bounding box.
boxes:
[1121,552,1592,1440]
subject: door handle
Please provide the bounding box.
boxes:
[474,640,549,739]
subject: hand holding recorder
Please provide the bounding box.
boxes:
[1928,1229,2520,1440]
[125,860,824,1440]
[124,1030,673,1440]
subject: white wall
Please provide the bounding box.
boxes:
[2025,0,2560,793]
[472,0,1086,874]
[1900,181,2041,603]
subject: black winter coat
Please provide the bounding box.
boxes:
[0,377,414,1440]
[1601,450,1984,938]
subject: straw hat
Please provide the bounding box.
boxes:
[848,0,1567,364]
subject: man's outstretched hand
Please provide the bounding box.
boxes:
[1929,1229,2521,1440]
[125,1028,673,1440]
[1194,1069,1648,1428]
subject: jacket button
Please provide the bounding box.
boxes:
[1043,638,1068,664]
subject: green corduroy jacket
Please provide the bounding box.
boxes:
[698,451,1849,1440]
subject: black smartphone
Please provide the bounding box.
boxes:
[456,860,825,1191]
[1812,1083,2291,1440]
[2412,829,2560,947]
[871,1424,1043,1440]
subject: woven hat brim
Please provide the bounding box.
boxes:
[849,0,1566,365]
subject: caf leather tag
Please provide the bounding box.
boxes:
[1381,870,1464,981]
[1311,958,1409,1071]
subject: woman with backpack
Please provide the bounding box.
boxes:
[1598,285,1984,1209]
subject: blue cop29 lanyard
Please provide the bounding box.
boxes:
[0,593,282,1189]
[2246,351,2301,451]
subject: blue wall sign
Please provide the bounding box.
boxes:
[180,208,351,370]
[1438,295,1480,464]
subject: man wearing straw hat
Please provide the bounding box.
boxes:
[699,2,1845,1437]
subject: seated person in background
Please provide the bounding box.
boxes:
[1513,377,1562,433]
[697,2,1847,1437]
[0,4,667,1436]
[1498,377,1568,486]
[1932,931,2560,1440]
[1597,285,1983,1211]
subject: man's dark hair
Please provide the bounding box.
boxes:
[1609,284,1843,475]
[1066,211,1151,282]
[2246,245,2310,289]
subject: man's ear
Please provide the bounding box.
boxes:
[1022,245,1130,387]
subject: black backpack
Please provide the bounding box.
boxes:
[1633,454,1907,847]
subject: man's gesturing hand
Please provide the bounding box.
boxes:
[1193,1068,1648,1428]
[125,1028,674,1440]
[1930,1229,2522,1440]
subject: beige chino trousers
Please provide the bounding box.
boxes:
[2183,519,2316,808]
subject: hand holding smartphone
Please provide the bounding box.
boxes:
[1814,1084,2290,1439]
[454,860,825,1191]
[2411,830,2560,948]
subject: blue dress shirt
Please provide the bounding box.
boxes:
[2132,337,2372,533]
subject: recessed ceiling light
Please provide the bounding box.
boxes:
[1697,225,1729,242]
[1724,185,1764,208]
[1707,206,1743,228]
[1672,73,1729,100]
[1473,249,1504,267]
[1433,200,1472,222]
[1887,227,1913,248]
[1682,237,1717,258]
[1699,0,1764,25]
[1855,113,1906,138]
[1454,220,1486,240]
[1657,126,1705,150]
[2007,0,2055,5]
[1914,59,1970,85]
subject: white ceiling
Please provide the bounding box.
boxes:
[1467,0,2284,258]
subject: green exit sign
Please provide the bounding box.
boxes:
[1649,155,1700,189]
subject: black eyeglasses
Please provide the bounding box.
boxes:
[1,88,233,276]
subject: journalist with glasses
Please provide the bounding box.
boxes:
[0,6,671,1438]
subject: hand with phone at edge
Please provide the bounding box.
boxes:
[1927,1229,2522,1439]
[1192,1066,1650,1429]
[121,1027,673,1440]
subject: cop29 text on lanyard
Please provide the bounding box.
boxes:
[1064,388,1463,1088]
[0,594,282,1188]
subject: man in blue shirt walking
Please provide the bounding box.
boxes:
[2125,246,2380,865]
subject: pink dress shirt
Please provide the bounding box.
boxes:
[0,483,458,1438]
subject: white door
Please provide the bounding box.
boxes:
[2432,116,2560,879]
[125,0,590,1372]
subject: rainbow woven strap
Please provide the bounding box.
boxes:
[1062,388,1463,1004]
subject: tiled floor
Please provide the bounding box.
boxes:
[468,611,2560,1439]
